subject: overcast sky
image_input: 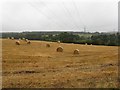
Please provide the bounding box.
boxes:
[1,0,119,32]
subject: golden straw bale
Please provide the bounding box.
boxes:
[56,46,63,52]
[73,49,79,54]
[16,41,20,45]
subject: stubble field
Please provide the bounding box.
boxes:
[2,39,118,88]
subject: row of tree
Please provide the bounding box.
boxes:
[2,32,120,46]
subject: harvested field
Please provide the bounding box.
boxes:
[2,39,118,88]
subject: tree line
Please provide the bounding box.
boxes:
[2,32,120,46]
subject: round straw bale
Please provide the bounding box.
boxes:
[57,41,60,43]
[16,41,20,45]
[85,43,87,45]
[22,38,25,40]
[27,40,31,44]
[46,44,50,47]
[56,46,63,52]
[74,49,79,54]
[19,38,21,40]
[11,37,14,40]
[25,39,28,42]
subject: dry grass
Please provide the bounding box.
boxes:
[2,39,118,88]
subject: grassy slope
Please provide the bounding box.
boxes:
[2,39,118,88]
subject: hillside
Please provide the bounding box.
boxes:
[2,39,118,88]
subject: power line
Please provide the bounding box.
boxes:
[58,2,76,30]
[39,0,73,30]
[27,1,87,31]
[27,2,64,29]
[72,0,85,27]
[62,0,81,30]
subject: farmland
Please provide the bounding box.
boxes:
[2,39,118,88]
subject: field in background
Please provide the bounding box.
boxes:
[2,39,118,88]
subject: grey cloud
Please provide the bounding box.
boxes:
[2,0,118,32]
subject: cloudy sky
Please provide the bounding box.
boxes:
[1,0,119,32]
